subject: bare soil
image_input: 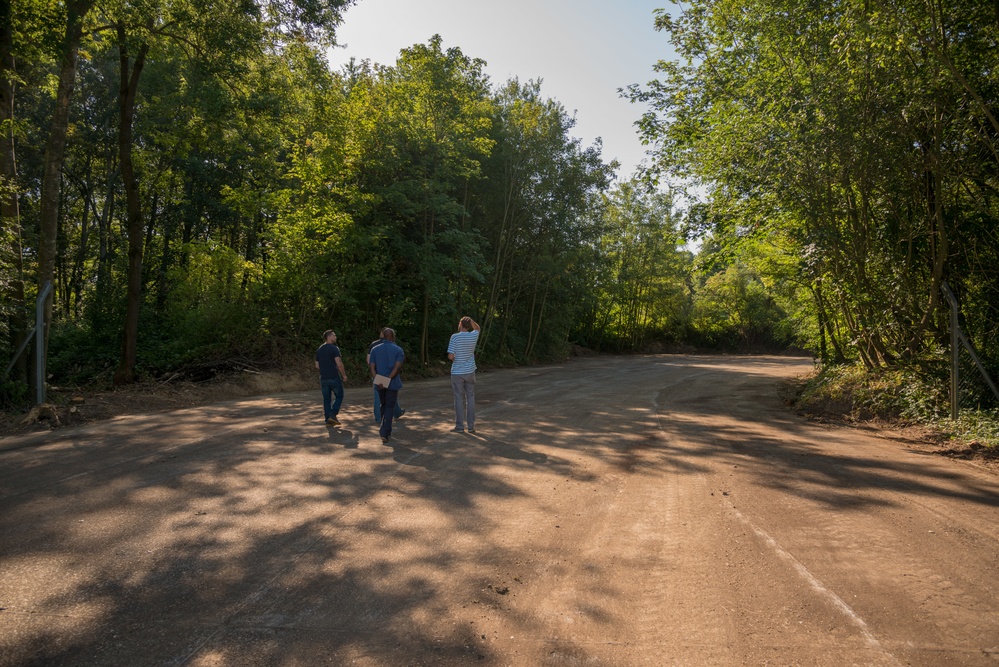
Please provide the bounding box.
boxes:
[0,366,316,438]
[6,359,992,471]
[2,355,999,666]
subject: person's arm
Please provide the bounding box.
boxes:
[470,319,480,332]
[388,360,403,379]
[369,361,377,378]
[315,360,320,369]
[335,357,347,381]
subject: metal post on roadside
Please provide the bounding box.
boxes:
[35,281,53,406]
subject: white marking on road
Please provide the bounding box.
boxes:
[655,387,900,665]
[726,500,902,665]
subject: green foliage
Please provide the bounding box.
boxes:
[159,242,262,358]
[798,359,999,449]
[631,0,999,371]
[690,264,790,350]
[798,361,949,422]
[6,2,827,403]
[687,234,806,352]
[944,410,999,450]
[0,377,29,411]
[47,320,121,385]
[582,179,691,351]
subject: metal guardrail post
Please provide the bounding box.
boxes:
[35,281,53,405]
[2,324,36,380]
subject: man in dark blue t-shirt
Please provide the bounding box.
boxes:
[315,330,348,426]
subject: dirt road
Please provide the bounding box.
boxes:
[1,355,998,666]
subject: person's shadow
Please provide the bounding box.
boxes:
[326,426,360,449]
[385,440,444,469]
[472,433,548,464]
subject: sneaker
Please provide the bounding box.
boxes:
[451,427,464,433]
[397,409,406,418]
[381,436,391,444]
[468,428,476,434]
[326,416,340,426]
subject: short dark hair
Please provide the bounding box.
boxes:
[459,317,473,331]
[323,330,335,341]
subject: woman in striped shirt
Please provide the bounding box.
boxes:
[448,316,480,433]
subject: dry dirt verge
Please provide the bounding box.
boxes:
[777,376,999,475]
[0,366,316,439]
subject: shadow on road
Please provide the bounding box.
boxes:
[2,355,995,665]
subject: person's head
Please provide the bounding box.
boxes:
[323,330,337,343]
[459,316,473,332]
[381,327,395,342]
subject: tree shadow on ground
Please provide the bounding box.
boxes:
[3,355,993,665]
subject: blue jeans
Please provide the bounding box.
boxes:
[376,387,398,438]
[373,386,403,422]
[451,372,475,430]
[321,377,344,420]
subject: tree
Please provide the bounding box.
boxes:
[100,0,354,383]
[590,179,689,351]
[0,0,29,386]
[473,78,613,360]
[628,0,999,367]
[34,0,96,392]
[366,36,494,365]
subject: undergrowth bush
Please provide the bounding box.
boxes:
[942,410,999,447]
[798,360,999,448]
[0,377,28,410]
[798,362,948,421]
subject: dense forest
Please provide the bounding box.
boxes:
[2,0,997,420]
[627,0,999,419]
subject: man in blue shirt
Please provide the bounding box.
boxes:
[368,327,405,443]
[447,316,480,433]
[368,331,405,424]
[315,330,348,426]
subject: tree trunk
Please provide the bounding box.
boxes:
[156,175,180,311]
[240,209,262,297]
[0,1,28,385]
[113,23,150,385]
[905,101,949,359]
[525,277,549,359]
[36,0,95,392]
[95,159,116,309]
[69,173,93,317]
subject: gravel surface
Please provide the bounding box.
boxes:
[1,354,998,666]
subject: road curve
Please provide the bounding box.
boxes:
[1,355,997,666]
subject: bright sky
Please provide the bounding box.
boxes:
[329,0,679,179]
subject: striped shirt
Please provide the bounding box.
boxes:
[448,330,479,375]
